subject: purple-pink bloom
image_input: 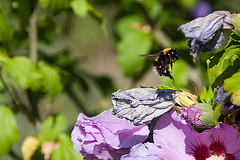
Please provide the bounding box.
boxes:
[153,110,240,160]
[71,109,149,159]
[121,142,165,160]
[181,105,205,126]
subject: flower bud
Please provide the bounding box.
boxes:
[181,103,214,129]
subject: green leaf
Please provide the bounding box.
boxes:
[39,0,69,13]
[115,15,142,38]
[0,11,13,46]
[137,0,162,19]
[71,0,106,34]
[38,61,63,100]
[195,103,215,128]
[51,134,83,160]
[162,60,188,86]
[70,0,88,18]
[223,72,240,97]
[17,0,31,27]
[178,0,197,11]
[214,102,223,125]
[231,15,240,30]
[207,42,240,89]
[2,56,42,91]
[199,87,213,104]
[0,106,19,155]
[117,31,152,76]
[42,114,67,141]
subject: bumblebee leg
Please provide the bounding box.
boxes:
[162,69,175,83]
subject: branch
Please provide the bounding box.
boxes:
[0,72,36,124]
[66,88,88,115]
[29,8,38,64]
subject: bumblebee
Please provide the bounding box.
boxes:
[142,48,180,82]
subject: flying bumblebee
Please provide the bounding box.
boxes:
[141,48,180,83]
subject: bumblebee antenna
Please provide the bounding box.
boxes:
[176,46,184,50]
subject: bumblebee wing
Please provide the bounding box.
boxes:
[139,53,159,57]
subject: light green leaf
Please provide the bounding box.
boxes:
[0,106,19,155]
[51,134,83,160]
[70,0,88,18]
[38,61,63,99]
[2,56,42,91]
[231,15,240,30]
[42,114,67,141]
[223,72,240,97]
[117,31,152,76]
[195,103,215,127]
[214,102,223,125]
[115,15,142,38]
[199,87,213,104]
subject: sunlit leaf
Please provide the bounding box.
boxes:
[214,102,223,125]
[199,87,213,104]
[0,106,19,155]
[42,114,67,141]
[70,0,88,18]
[207,41,240,89]
[231,15,240,30]
[38,61,63,100]
[223,72,240,97]
[51,134,83,160]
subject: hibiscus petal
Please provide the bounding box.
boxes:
[121,142,165,160]
[153,111,195,160]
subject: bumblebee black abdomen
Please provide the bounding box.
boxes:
[152,48,180,82]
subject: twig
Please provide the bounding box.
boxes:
[9,150,21,160]
[66,88,88,115]
[0,71,36,124]
[29,8,38,64]
[152,29,171,48]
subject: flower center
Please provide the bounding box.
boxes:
[206,153,225,160]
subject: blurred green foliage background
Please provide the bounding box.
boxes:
[0,0,239,159]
